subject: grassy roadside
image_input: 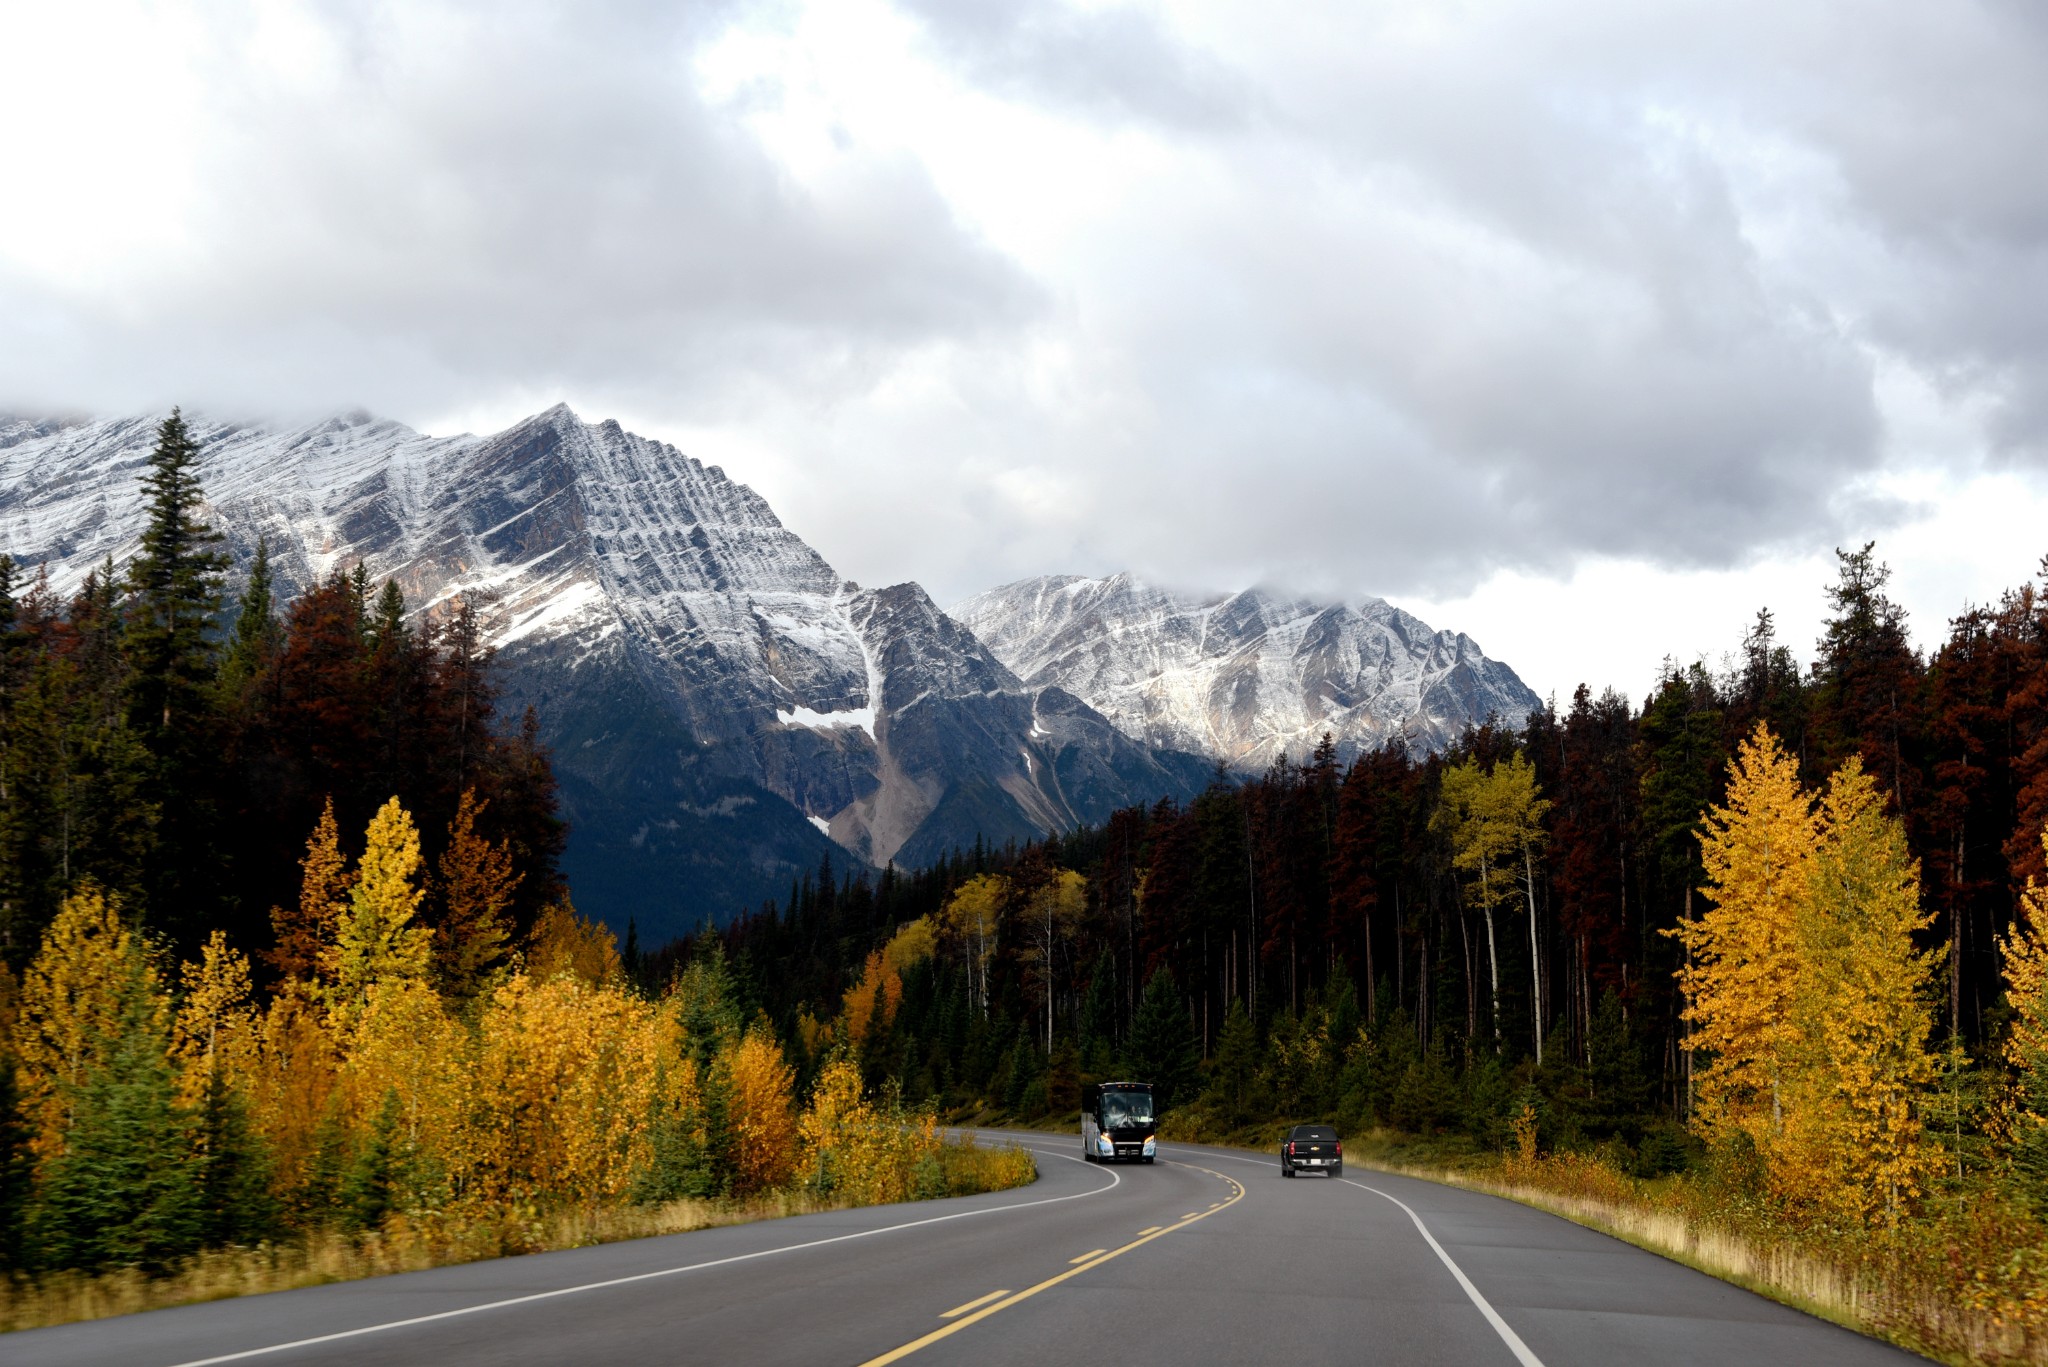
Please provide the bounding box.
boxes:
[0,1135,1036,1336]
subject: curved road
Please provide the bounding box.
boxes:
[9,1132,1922,1366]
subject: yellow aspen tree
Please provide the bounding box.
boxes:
[841,951,902,1050]
[1673,723,1815,1152]
[524,901,621,987]
[245,982,343,1200]
[270,798,351,983]
[16,886,162,1154]
[727,1026,797,1195]
[1790,757,1939,1221]
[435,788,519,1003]
[332,797,433,1012]
[471,973,658,1205]
[937,874,1006,1015]
[1434,758,1525,1039]
[882,917,937,976]
[798,1054,875,1196]
[1020,869,1087,1052]
[171,931,258,1106]
[342,978,466,1211]
[1999,824,2048,1205]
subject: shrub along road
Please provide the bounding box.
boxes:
[7,1133,1921,1366]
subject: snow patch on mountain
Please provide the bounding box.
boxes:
[952,572,1542,766]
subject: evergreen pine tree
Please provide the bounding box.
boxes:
[124,408,232,947]
[1206,998,1260,1127]
[32,951,201,1272]
[194,1064,280,1247]
[341,1087,406,1231]
[217,535,279,701]
[0,1055,31,1271]
[1127,969,1200,1111]
[126,409,229,735]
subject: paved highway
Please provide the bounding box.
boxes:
[9,1131,1923,1365]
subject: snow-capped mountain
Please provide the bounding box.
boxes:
[951,573,1542,768]
[0,408,1208,939]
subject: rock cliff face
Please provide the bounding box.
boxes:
[0,408,1208,940]
[952,573,1542,768]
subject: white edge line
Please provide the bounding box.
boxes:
[1148,1142,1542,1367]
[165,1150,1116,1367]
[1343,1179,1547,1367]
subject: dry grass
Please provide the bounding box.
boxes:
[0,1137,1037,1336]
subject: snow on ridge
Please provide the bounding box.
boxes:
[776,703,877,738]
[954,571,1541,765]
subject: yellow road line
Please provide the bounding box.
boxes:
[1069,1249,1108,1264]
[1136,1225,1162,1236]
[1182,1212,1199,1219]
[858,1165,1246,1366]
[938,1290,1009,1319]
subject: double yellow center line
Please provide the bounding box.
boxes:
[858,1164,1246,1366]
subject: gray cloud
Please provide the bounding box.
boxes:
[3,0,2044,620]
[894,0,1253,131]
[0,1,1035,423]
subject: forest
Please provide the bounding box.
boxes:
[679,537,2048,1161]
[0,413,1027,1300]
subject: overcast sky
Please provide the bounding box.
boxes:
[4,0,2045,704]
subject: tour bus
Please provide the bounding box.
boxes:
[1082,1080,1157,1164]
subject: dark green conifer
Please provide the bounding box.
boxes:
[342,1087,406,1231]
[1127,969,1200,1112]
[0,1055,32,1270]
[1205,998,1259,1127]
[194,1065,280,1247]
[32,952,201,1272]
[125,409,229,736]
[217,535,280,700]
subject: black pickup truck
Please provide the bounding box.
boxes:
[1279,1124,1341,1176]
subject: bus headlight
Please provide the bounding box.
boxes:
[1142,1136,1157,1156]
[1098,1133,1114,1153]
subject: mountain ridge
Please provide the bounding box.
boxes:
[0,406,1214,939]
[951,571,1542,768]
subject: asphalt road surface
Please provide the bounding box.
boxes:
[9,1131,1925,1366]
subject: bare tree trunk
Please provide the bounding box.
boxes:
[1523,841,1542,1064]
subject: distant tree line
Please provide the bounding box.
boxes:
[0,409,567,968]
[667,543,2048,1184]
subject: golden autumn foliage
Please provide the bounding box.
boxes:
[170,932,256,1106]
[435,789,517,1003]
[524,901,621,988]
[472,973,660,1205]
[332,797,432,1010]
[270,798,350,984]
[1675,724,1814,1148]
[726,1028,797,1195]
[796,1055,942,1205]
[1677,726,1940,1220]
[16,886,163,1155]
[0,791,1030,1311]
[840,951,903,1050]
[881,916,937,976]
[936,873,1005,1013]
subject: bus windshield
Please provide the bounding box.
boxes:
[1099,1091,1154,1130]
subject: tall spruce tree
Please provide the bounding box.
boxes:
[217,535,279,702]
[125,409,232,947]
[1128,969,1200,1112]
[194,1064,280,1247]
